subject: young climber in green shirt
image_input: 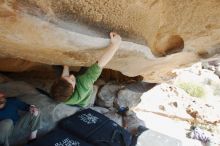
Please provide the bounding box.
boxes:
[50,32,122,107]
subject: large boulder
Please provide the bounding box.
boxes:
[0,0,220,82]
[97,83,122,108]
[117,82,156,109]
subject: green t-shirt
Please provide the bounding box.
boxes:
[64,63,102,107]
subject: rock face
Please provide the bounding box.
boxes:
[0,0,220,82]
[117,82,156,109]
[97,83,121,108]
[134,62,220,145]
[135,62,220,130]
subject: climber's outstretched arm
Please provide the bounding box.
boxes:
[97,32,122,68]
[61,65,70,77]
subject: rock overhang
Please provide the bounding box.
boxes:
[0,0,220,82]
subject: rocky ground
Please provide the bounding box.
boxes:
[135,60,220,146]
[0,60,220,146]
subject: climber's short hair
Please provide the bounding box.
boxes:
[50,78,73,102]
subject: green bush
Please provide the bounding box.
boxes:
[178,82,205,98]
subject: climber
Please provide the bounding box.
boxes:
[0,92,41,146]
[50,32,122,107]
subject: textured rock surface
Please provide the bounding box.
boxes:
[117,82,156,109]
[117,88,142,109]
[0,0,220,82]
[126,111,146,134]
[134,62,220,145]
[134,62,220,146]
[97,83,122,108]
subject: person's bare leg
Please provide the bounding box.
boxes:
[12,105,40,142]
[29,105,40,140]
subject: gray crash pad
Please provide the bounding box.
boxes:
[136,130,182,146]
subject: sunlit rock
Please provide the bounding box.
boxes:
[0,0,220,82]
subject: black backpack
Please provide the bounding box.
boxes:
[59,108,132,146]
